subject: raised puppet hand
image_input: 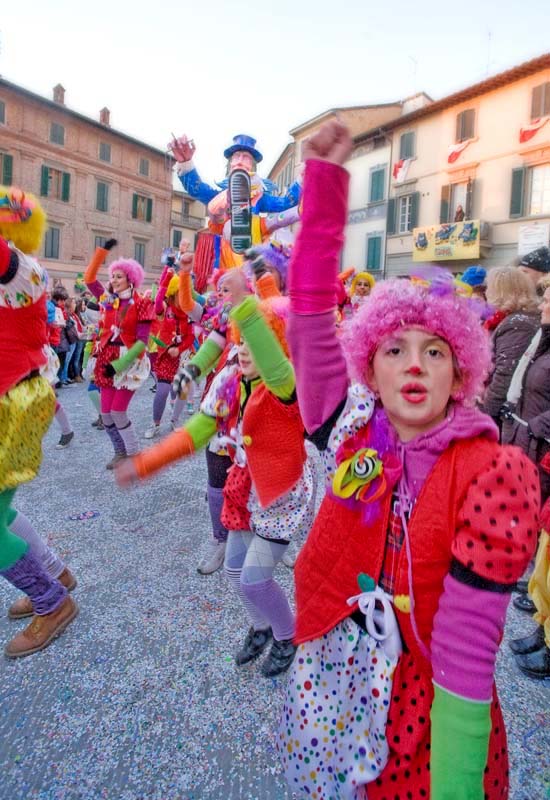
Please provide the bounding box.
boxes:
[302,120,353,167]
[178,253,194,274]
[169,135,196,163]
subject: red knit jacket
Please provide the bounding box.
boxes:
[243,384,306,508]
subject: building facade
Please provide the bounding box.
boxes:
[352,53,550,277]
[0,79,176,291]
[169,190,206,252]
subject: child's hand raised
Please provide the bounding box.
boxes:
[302,120,353,167]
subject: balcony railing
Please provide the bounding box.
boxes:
[171,211,205,229]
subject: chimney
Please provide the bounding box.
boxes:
[99,107,111,127]
[53,84,65,105]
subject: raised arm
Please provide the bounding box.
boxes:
[84,238,117,299]
[287,122,352,438]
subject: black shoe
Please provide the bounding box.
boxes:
[55,381,63,389]
[516,645,550,679]
[513,594,537,614]
[260,637,297,678]
[515,578,531,595]
[509,626,546,655]
[235,626,272,666]
[56,432,74,449]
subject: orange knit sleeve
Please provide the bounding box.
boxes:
[256,272,281,300]
[133,428,195,479]
[84,247,108,284]
[178,272,194,313]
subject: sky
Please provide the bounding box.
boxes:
[1,0,550,185]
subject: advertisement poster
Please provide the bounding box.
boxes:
[412,219,481,261]
[518,222,550,256]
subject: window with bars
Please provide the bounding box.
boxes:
[531,83,550,120]
[96,182,109,212]
[44,227,60,259]
[399,132,415,159]
[134,241,146,265]
[99,142,111,162]
[132,193,153,222]
[1,153,13,185]
[50,122,65,145]
[455,109,475,143]
[139,158,150,177]
[369,167,386,203]
[40,165,70,202]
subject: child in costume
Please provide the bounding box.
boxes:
[84,241,153,468]
[280,122,540,800]
[144,261,196,439]
[117,289,315,677]
[349,270,375,313]
[0,186,78,657]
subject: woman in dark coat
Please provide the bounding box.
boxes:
[483,266,539,425]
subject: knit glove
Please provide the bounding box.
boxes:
[430,684,491,800]
[172,362,201,398]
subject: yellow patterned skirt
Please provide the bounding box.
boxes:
[0,375,55,492]
[529,530,550,647]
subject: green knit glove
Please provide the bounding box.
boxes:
[111,341,146,373]
[430,684,491,800]
[82,341,93,370]
[189,336,223,377]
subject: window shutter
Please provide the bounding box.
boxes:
[173,230,182,248]
[61,172,70,202]
[367,236,381,270]
[132,193,138,219]
[400,132,414,159]
[456,113,463,143]
[410,192,420,230]
[440,184,451,223]
[544,83,550,117]
[2,154,13,185]
[464,110,475,140]
[146,198,153,222]
[386,198,396,235]
[510,168,526,218]
[531,85,543,119]
[465,179,474,219]
[40,165,50,197]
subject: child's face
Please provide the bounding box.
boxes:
[238,340,259,380]
[355,279,371,297]
[367,327,461,442]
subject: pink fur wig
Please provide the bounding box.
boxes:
[109,258,145,289]
[341,276,492,405]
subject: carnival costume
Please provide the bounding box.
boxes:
[84,243,153,467]
[0,186,78,657]
[280,159,540,799]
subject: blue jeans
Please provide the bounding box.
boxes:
[60,342,77,382]
[70,340,85,378]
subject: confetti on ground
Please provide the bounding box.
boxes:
[0,382,548,799]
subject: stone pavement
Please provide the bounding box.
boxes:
[0,381,549,800]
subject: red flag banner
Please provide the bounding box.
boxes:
[392,158,412,182]
[519,117,549,144]
[447,141,470,164]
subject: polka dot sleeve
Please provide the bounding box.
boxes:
[452,446,540,585]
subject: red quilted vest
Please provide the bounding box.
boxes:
[0,295,48,396]
[243,385,306,508]
[294,436,499,664]
[99,300,139,349]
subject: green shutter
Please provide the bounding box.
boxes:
[410,192,420,230]
[440,184,450,223]
[465,179,474,219]
[61,172,70,202]
[400,132,414,159]
[370,169,385,203]
[146,198,153,222]
[531,85,543,119]
[510,168,526,218]
[40,165,50,197]
[386,198,396,235]
[367,236,381,270]
[545,83,550,117]
[132,193,138,219]
[2,154,13,185]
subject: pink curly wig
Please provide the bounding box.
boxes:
[341,277,492,405]
[109,258,145,289]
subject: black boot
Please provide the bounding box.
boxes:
[260,637,297,677]
[514,578,531,595]
[509,626,546,655]
[516,645,550,679]
[513,594,537,614]
[235,626,272,666]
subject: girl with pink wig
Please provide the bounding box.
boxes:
[279,121,540,800]
[84,241,153,468]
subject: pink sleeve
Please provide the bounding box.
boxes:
[154,286,167,316]
[287,159,350,434]
[86,279,105,300]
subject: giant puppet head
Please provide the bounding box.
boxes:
[0,186,47,254]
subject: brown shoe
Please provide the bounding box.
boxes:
[4,595,79,658]
[106,454,126,470]
[8,567,77,620]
